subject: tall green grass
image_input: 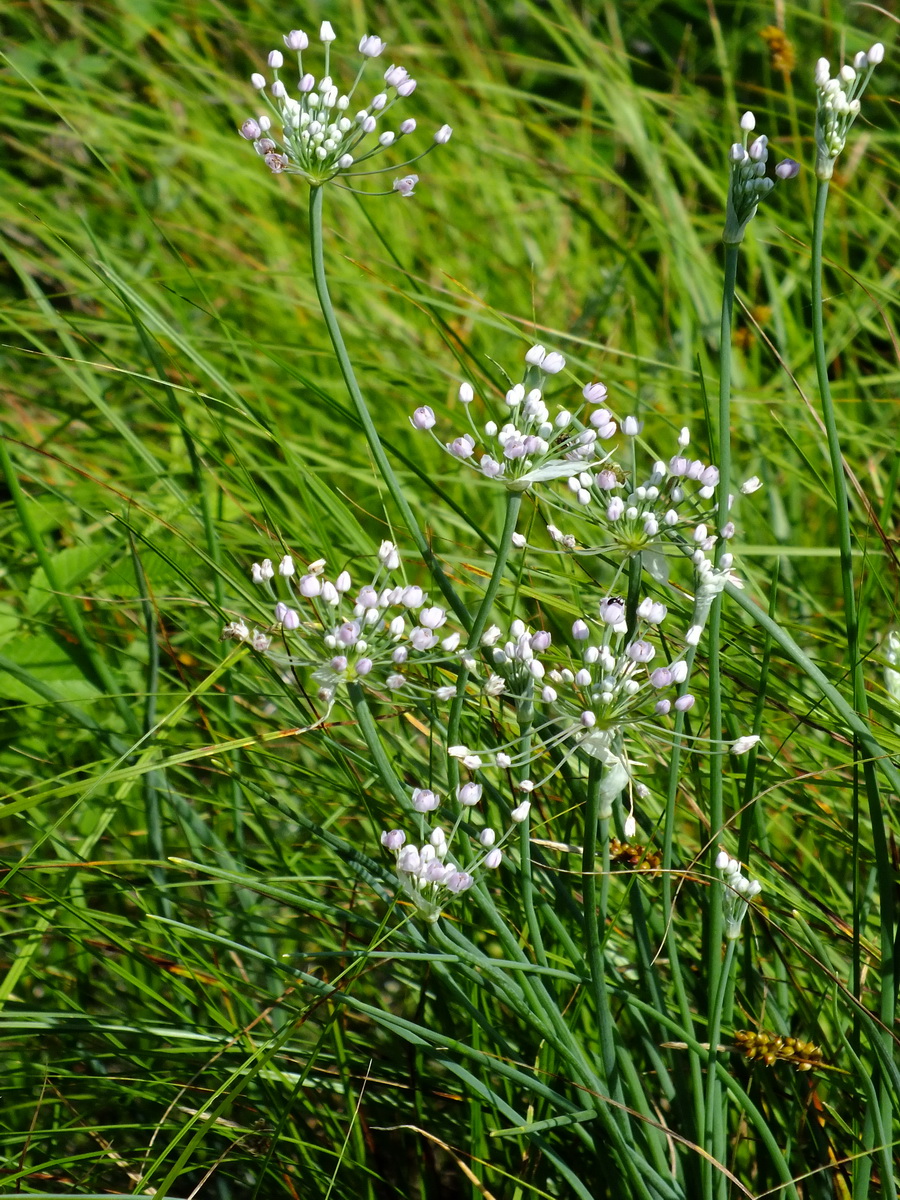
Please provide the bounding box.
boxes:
[1,1,899,1196]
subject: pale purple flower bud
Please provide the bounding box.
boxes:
[540,351,566,374]
[479,828,496,847]
[731,735,760,755]
[531,630,551,652]
[575,668,592,686]
[278,555,294,577]
[384,64,409,87]
[670,661,688,683]
[622,415,642,436]
[240,119,261,140]
[655,699,671,715]
[525,344,546,366]
[412,787,439,812]
[572,619,590,640]
[484,848,502,869]
[627,640,655,663]
[434,124,453,144]
[336,621,358,646]
[748,135,768,162]
[320,21,336,42]
[393,173,418,197]
[378,541,400,570]
[274,601,288,622]
[457,782,482,806]
[441,632,460,651]
[298,573,321,597]
[446,871,473,893]
[354,657,373,676]
[251,73,266,89]
[675,693,695,711]
[334,571,351,593]
[580,710,596,727]
[387,673,405,690]
[268,50,284,68]
[271,80,287,98]
[700,465,719,487]
[740,111,756,131]
[402,585,424,607]
[458,381,474,403]
[399,118,416,134]
[361,115,377,133]
[541,685,557,702]
[715,851,732,871]
[396,78,417,96]
[815,57,831,85]
[282,607,300,630]
[419,606,447,629]
[650,667,672,689]
[583,381,608,403]
[510,801,531,823]
[330,655,348,671]
[392,646,408,664]
[381,829,405,850]
[729,142,746,162]
[359,35,386,57]
[410,405,436,430]
[599,599,625,625]
[379,131,395,146]
[284,30,309,51]
[775,158,800,180]
[868,42,885,65]
[449,436,474,459]
[299,72,315,92]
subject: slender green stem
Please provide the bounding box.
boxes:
[583,761,619,1091]
[811,176,894,1198]
[446,491,523,777]
[702,938,736,1200]
[516,688,548,971]
[706,242,739,1029]
[307,186,468,627]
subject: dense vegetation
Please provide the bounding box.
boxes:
[1,2,898,1197]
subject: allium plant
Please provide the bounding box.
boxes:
[206,22,897,1200]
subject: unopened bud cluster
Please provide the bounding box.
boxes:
[724,111,799,243]
[224,543,461,703]
[411,346,618,492]
[814,44,885,179]
[380,782,531,922]
[237,20,452,189]
[716,852,762,938]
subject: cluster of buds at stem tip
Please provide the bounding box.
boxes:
[814,44,885,179]
[716,852,762,939]
[411,346,619,492]
[237,21,452,191]
[723,110,799,244]
[222,542,462,704]
[380,784,531,922]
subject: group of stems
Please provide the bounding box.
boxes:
[305,164,894,1196]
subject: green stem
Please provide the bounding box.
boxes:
[706,242,739,1028]
[307,186,468,627]
[702,938,737,1200]
[811,176,894,1198]
[583,761,619,1091]
[446,491,522,777]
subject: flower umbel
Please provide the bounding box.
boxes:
[238,22,451,189]
[814,45,885,179]
[225,543,461,703]
[724,111,798,244]
[412,347,614,492]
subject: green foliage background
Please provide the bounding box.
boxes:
[1,0,898,1196]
